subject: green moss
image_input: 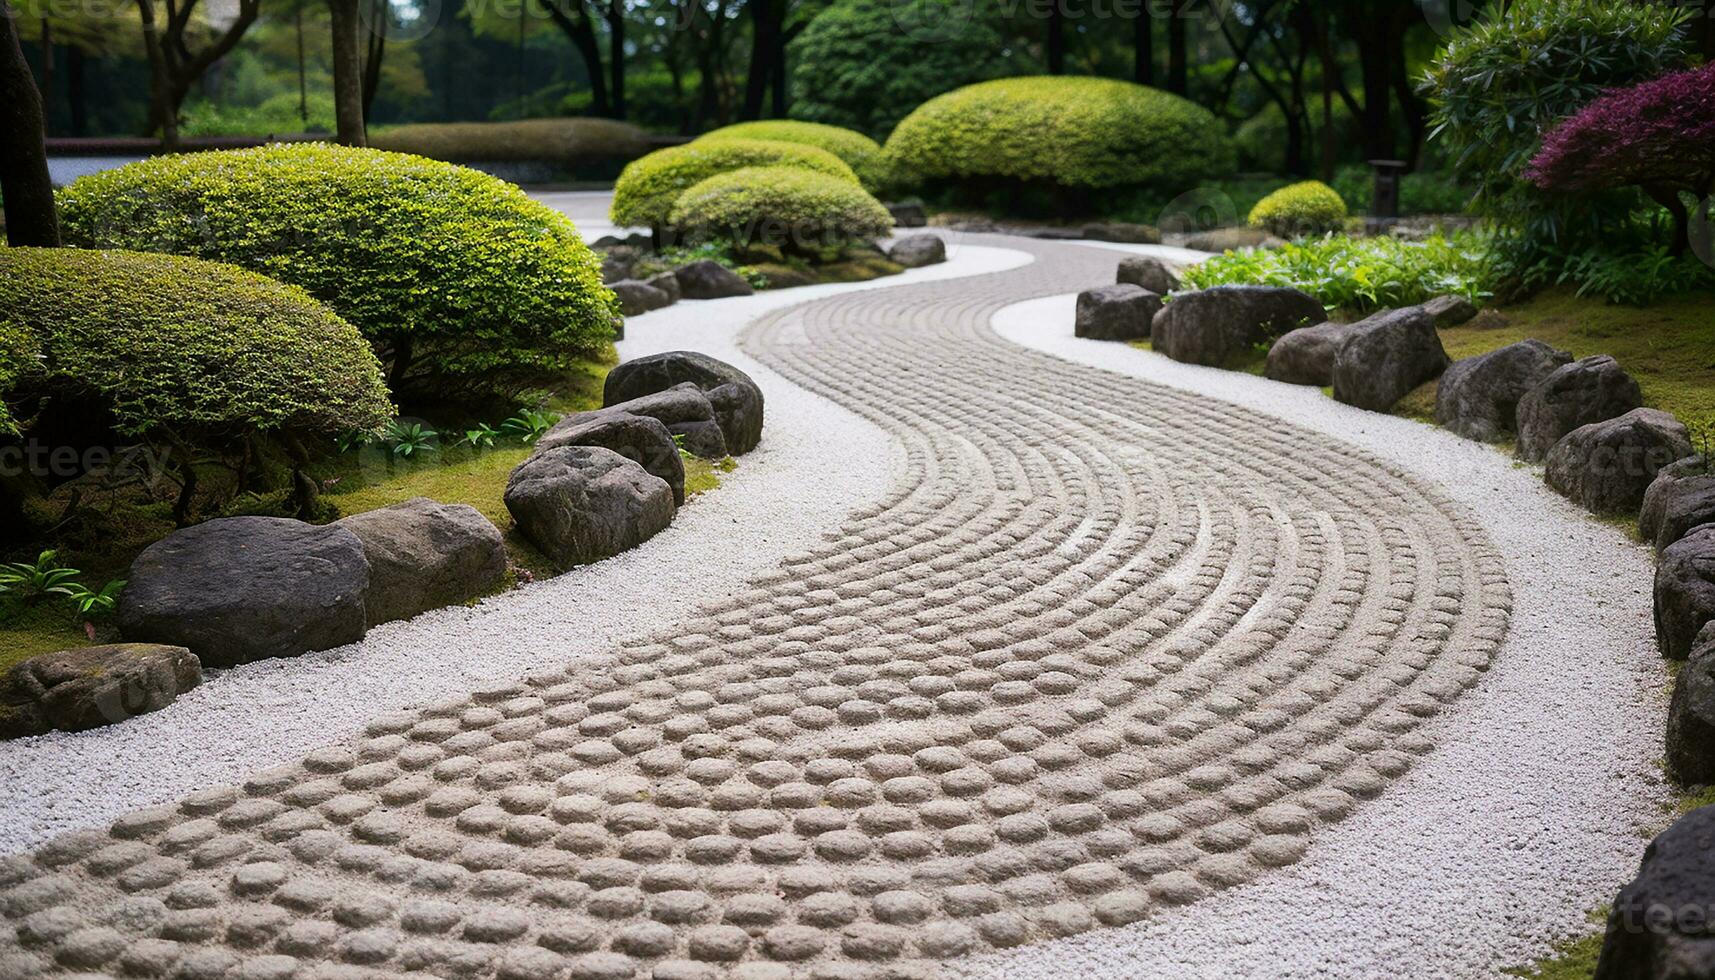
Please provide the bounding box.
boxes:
[1505,912,1608,980]
[0,605,91,675]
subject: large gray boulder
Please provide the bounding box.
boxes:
[1151,285,1327,368]
[1667,623,1715,786]
[1434,339,1572,442]
[1082,222,1160,244]
[605,352,764,456]
[1516,355,1643,462]
[0,644,201,739]
[1595,803,1715,978]
[584,382,726,459]
[1116,256,1180,295]
[608,279,672,317]
[645,271,682,304]
[1657,524,1715,661]
[674,259,754,299]
[119,517,369,667]
[1075,284,1160,342]
[1642,457,1715,551]
[1265,321,1363,387]
[887,201,927,227]
[1330,307,1451,412]
[888,235,946,268]
[338,498,508,627]
[599,246,639,284]
[1421,294,1477,328]
[505,446,676,570]
[1546,408,1691,515]
[536,411,685,504]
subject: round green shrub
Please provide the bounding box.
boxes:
[0,247,392,440]
[0,320,38,438]
[884,76,1236,192]
[610,139,860,230]
[668,166,894,253]
[56,143,618,402]
[697,121,887,190]
[1248,180,1348,237]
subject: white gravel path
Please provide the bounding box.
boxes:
[967,280,1672,979]
[0,244,1031,857]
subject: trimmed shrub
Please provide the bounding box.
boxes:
[698,121,887,191]
[884,76,1235,194]
[1183,232,1495,313]
[668,166,894,253]
[371,117,652,166]
[1248,181,1347,237]
[57,143,618,402]
[0,247,391,440]
[610,138,860,230]
[0,321,38,437]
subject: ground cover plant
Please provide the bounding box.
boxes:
[1182,232,1496,313]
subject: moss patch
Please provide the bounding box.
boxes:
[1505,915,1607,980]
[0,605,90,675]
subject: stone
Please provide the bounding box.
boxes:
[1081,222,1160,244]
[504,446,676,570]
[1151,285,1327,368]
[338,498,507,626]
[0,644,201,739]
[1594,803,1715,978]
[1421,294,1478,328]
[675,260,754,299]
[888,236,945,269]
[1666,624,1715,786]
[887,201,927,227]
[646,271,682,305]
[1641,457,1715,550]
[1183,227,1279,252]
[1264,321,1363,387]
[1434,339,1572,442]
[598,247,638,285]
[1546,408,1691,515]
[604,352,764,456]
[1330,306,1450,412]
[1115,256,1179,295]
[593,383,726,459]
[1656,525,1715,661]
[535,411,686,505]
[1516,355,1643,462]
[1074,285,1161,342]
[119,517,369,667]
[608,280,672,317]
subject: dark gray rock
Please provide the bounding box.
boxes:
[1434,339,1572,442]
[1330,307,1451,412]
[608,279,671,317]
[1516,355,1643,462]
[887,201,927,227]
[1657,525,1715,661]
[0,644,201,739]
[1075,284,1161,342]
[596,382,727,458]
[1595,801,1715,979]
[1183,227,1280,252]
[536,411,685,504]
[1642,457,1715,551]
[645,271,682,305]
[1422,294,1478,328]
[338,498,508,627]
[888,235,946,268]
[1115,256,1180,295]
[1546,408,1691,515]
[1082,222,1160,244]
[1265,321,1363,387]
[119,517,369,667]
[504,446,675,570]
[1151,285,1327,368]
[674,259,754,299]
[599,246,639,284]
[605,352,764,456]
[1667,623,1715,786]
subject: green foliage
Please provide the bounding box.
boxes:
[370,117,652,166]
[787,0,1024,140]
[884,76,1236,193]
[0,247,392,440]
[1491,235,1715,306]
[57,144,619,402]
[1330,164,1475,216]
[669,167,895,253]
[181,92,337,137]
[64,579,125,621]
[1234,102,1359,173]
[1248,180,1348,237]
[500,409,558,444]
[0,320,39,438]
[1184,233,1496,313]
[462,422,502,449]
[0,551,81,606]
[610,139,860,230]
[382,420,439,457]
[697,120,887,191]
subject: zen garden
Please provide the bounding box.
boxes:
[0,0,1713,976]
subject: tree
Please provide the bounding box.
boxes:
[0,0,59,247]
[1528,62,1715,256]
[132,0,260,148]
[329,0,366,144]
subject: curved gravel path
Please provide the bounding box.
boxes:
[1,236,1517,979]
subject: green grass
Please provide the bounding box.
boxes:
[1505,912,1608,979]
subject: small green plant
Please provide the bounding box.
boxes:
[1248,181,1348,238]
[1184,231,1496,313]
[64,579,125,621]
[336,429,376,453]
[0,551,81,606]
[382,420,440,457]
[501,410,559,444]
[1687,418,1715,475]
[462,422,503,449]
[673,432,693,460]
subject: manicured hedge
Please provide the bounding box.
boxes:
[370,117,652,165]
[697,121,887,190]
[610,138,860,230]
[57,143,618,401]
[884,76,1235,191]
[669,166,895,251]
[0,247,392,439]
[0,321,38,437]
[1248,180,1348,237]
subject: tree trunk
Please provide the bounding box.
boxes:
[0,0,61,247]
[38,18,51,135]
[742,0,773,119]
[330,0,366,145]
[1645,185,1691,258]
[296,6,309,123]
[541,0,610,117]
[1352,3,1392,161]
[605,1,625,119]
[769,31,786,118]
[1387,6,1424,171]
[1047,6,1065,75]
[1134,4,1153,85]
[1166,1,1186,94]
[67,44,85,135]
[362,0,386,120]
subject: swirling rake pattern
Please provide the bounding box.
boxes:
[0,236,1509,980]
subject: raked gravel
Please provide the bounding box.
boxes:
[972,278,1671,979]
